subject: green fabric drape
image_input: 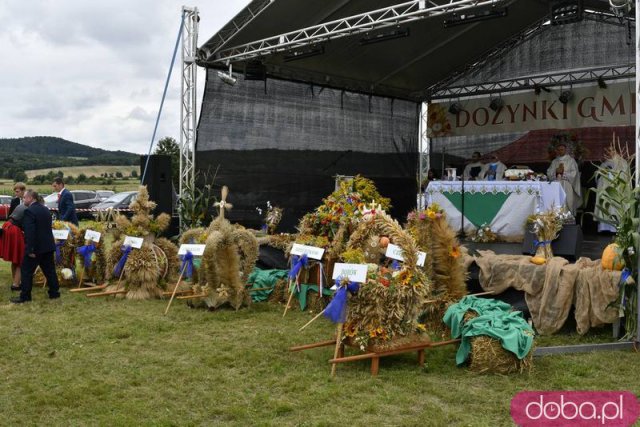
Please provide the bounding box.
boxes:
[247,269,288,302]
[443,191,510,228]
[290,284,334,311]
[456,310,535,365]
[443,295,512,339]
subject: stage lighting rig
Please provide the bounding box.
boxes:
[558,90,573,104]
[448,102,464,114]
[489,97,505,112]
[217,63,237,86]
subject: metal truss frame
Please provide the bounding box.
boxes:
[198,0,274,62]
[201,0,510,65]
[180,6,199,229]
[423,9,635,100]
[428,64,635,99]
[418,103,430,209]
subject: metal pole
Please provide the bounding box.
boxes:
[179,6,199,230]
[418,102,430,209]
[635,0,639,344]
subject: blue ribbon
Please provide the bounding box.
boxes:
[620,268,631,308]
[113,245,132,277]
[180,251,194,279]
[288,254,308,279]
[77,243,97,269]
[323,279,360,324]
[55,241,65,265]
[391,260,401,271]
[533,240,552,247]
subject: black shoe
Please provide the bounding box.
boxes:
[10,285,21,291]
[49,294,60,300]
[10,297,30,304]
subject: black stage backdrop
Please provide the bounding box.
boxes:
[197,72,419,231]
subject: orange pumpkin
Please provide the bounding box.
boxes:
[379,236,390,248]
[601,243,625,271]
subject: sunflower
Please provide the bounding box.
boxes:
[450,245,461,259]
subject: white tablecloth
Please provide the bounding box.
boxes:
[425,181,566,240]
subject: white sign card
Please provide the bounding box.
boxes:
[178,244,206,257]
[84,229,101,243]
[331,263,368,284]
[290,243,325,260]
[123,236,144,249]
[385,243,427,267]
[52,229,69,240]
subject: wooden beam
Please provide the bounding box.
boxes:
[176,294,207,300]
[289,340,336,352]
[69,284,107,293]
[87,290,128,298]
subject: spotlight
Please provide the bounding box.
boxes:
[534,84,550,95]
[443,7,508,27]
[489,97,505,112]
[609,0,632,16]
[283,45,325,62]
[217,63,237,86]
[550,0,583,25]
[448,102,464,114]
[559,90,573,104]
[360,28,410,45]
[597,76,607,89]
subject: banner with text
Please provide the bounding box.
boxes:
[427,82,635,138]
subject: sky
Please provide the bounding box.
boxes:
[0,0,251,154]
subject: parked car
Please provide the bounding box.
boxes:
[44,190,104,219]
[91,191,138,212]
[96,190,115,201]
[0,195,12,220]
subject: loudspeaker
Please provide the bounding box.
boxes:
[140,155,173,216]
[522,224,583,261]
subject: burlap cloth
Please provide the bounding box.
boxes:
[473,250,621,335]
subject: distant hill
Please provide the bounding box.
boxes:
[0,136,139,179]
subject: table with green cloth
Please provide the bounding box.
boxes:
[425,181,565,241]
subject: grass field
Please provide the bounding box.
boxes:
[0,256,638,425]
[24,165,138,179]
[0,180,140,196]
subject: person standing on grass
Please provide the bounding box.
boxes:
[0,202,27,292]
[52,177,78,225]
[11,190,60,304]
[9,182,26,216]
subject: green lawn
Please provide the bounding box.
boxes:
[0,261,638,425]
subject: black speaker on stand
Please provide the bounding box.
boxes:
[140,155,179,238]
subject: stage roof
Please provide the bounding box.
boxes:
[198,0,620,102]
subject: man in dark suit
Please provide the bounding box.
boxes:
[52,177,78,225]
[11,190,60,303]
[8,182,26,216]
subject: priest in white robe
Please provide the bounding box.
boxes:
[546,143,581,215]
[463,151,485,181]
[480,155,507,181]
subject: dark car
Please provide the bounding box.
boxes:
[0,195,12,220]
[44,190,104,219]
[91,191,138,212]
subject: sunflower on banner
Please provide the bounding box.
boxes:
[427,104,452,138]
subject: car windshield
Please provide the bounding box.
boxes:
[44,193,58,203]
[101,192,133,204]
